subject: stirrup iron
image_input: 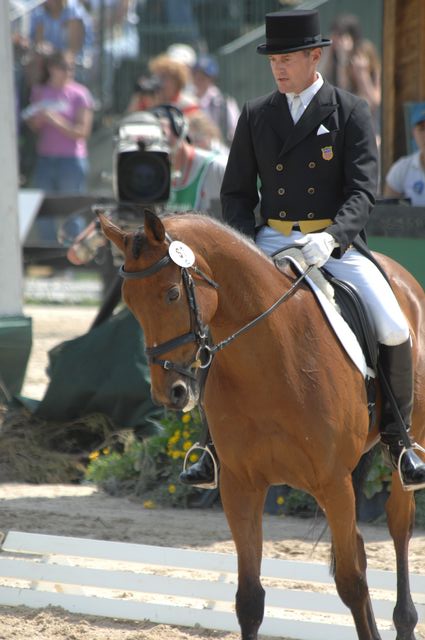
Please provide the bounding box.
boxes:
[182,442,219,490]
[398,442,425,492]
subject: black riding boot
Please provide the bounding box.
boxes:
[379,340,425,490]
[179,442,219,488]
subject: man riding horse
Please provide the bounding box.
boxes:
[180,9,425,491]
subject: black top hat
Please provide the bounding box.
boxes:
[257,10,331,55]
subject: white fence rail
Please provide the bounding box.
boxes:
[0,531,424,640]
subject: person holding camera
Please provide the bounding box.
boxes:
[153,105,227,218]
[66,104,226,265]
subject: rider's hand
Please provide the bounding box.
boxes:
[295,232,337,268]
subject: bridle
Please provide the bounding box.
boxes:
[119,232,314,381]
[119,232,218,381]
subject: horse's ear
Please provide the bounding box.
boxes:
[144,209,166,245]
[97,212,126,252]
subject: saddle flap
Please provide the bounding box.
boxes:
[273,249,376,378]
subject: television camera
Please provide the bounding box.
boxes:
[112,110,171,207]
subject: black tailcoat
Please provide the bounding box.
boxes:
[221,80,378,257]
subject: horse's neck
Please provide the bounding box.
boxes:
[199,227,284,327]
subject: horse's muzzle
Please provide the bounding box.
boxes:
[151,376,199,412]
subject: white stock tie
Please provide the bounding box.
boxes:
[290,95,303,124]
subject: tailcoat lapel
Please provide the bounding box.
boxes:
[264,90,293,144]
[274,81,340,158]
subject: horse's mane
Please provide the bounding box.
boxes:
[150,210,272,264]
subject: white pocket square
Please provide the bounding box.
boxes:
[317,124,330,136]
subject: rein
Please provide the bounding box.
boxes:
[119,235,314,378]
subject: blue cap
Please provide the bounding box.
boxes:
[410,102,425,127]
[193,54,219,78]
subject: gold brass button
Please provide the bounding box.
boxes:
[307,212,315,219]
[279,211,287,218]
[308,161,316,168]
[278,187,285,195]
[276,163,284,171]
[307,187,315,195]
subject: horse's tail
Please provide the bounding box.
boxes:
[329,446,378,577]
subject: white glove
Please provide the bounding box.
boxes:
[295,232,337,268]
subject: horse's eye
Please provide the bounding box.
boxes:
[166,286,180,303]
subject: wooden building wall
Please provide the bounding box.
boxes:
[382,0,425,179]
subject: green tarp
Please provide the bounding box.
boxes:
[0,315,32,398]
[33,308,161,435]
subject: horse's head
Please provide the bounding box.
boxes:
[98,210,219,411]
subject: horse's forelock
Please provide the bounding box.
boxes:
[132,230,147,259]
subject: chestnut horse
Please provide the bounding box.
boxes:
[99,210,425,640]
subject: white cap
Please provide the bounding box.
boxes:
[166,43,197,67]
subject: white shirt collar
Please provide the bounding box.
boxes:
[286,72,324,108]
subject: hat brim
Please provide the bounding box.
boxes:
[257,39,331,55]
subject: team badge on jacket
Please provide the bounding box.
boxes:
[321,146,334,161]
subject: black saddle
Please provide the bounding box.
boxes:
[322,271,378,374]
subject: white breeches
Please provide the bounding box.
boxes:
[256,225,410,346]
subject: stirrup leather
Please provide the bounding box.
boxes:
[398,442,425,492]
[182,442,219,490]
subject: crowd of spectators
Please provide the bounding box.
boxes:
[9,3,425,210]
[11,0,242,196]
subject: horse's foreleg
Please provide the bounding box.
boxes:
[220,466,267,640]
[385,476,418,640]
[322,475,382,640]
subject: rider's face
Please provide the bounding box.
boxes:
[268,48,321,94]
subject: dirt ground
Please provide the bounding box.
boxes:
[0,304,423,640]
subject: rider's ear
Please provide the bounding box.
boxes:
[97,212,126,253]
[144,209,166,244]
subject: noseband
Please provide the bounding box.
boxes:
[119,233,313,381]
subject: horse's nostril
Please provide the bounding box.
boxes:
[170,381,188,405]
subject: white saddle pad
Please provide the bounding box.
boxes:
[274,249,375,379]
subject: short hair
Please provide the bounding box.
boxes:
[148,54,190,92]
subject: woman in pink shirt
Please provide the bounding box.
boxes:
[26,50,94,193]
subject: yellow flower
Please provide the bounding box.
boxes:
[183,441,192,451]
[89,450,100,461]
[143,500,155,509]
[182,430,190,439]
[102,447,110,455]
[276,496,285,506]
[189,453,199,463]
[168,484,176,494]
[181,414,191,424]
[171,450,181,460]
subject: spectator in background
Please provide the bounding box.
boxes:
[148,53,200,117]
[320,14,381,138]
[24,49,94,193]
[187,110,229,156]
[166,43,197,70]
[66,104,226,266]
[152,104,226,216]
[30,1,86,56]
[29,0,95,84]
[383,103,425,206]
[126,74,163,113]
[191,54,240,144]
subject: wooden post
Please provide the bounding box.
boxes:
[381,0,425,181]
